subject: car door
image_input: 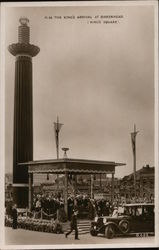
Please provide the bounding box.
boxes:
[130,207,143,232]
[140,205,154,232]
[130,206,154,233]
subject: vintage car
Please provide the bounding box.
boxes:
[90,203,154,238]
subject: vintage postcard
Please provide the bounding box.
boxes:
[0,1,158,249]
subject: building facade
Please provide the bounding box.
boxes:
[119,165,154,202]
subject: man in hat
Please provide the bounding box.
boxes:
[65,209,79,240]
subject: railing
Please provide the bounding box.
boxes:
[20,208,58,221]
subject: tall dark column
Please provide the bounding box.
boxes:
[8,17,40,207]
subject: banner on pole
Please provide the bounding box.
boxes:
[53,117,63,159]
[131,131,139,155]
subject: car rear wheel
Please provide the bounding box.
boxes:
[119,220,130,234]
[105,225,115,239]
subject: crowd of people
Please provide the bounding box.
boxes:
[32,193,114,220]
[32,192,154,221]
[5,192,154,223]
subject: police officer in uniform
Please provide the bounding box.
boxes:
[65,209,79,240]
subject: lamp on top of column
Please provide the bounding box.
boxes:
[62,147,69,159]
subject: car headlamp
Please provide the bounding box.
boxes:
[103,218,107,224]
[94,216,98,222]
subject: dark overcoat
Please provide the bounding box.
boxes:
[70,214,77,229]
[12,207,18,229]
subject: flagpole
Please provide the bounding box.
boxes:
[56,116,59,159]
[133,124,137,201]
[54,116,63,194]
[56,116,59,193]
[131,124,139,202]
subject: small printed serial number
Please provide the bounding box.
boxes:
[136,233,149,237]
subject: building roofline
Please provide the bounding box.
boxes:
[18,158,126,167]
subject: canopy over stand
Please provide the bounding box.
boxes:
[19,158,126,218]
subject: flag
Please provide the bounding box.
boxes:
[54,120,63,133]
[131,131,138,155]
[131,126,139,202]
[54,122,63,146]
[53,116,63,159]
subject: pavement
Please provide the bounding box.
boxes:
[4,227,156,247]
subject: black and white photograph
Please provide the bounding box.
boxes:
[0,1,158,248]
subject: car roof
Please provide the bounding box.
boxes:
[121,203,154,207]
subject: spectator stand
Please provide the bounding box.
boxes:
[18,158,125,220]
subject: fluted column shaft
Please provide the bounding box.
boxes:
[13,55,33,184]
[8,18,40,208]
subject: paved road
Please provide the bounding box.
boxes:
[5,227,155,247]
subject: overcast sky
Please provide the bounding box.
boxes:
[4,3,155,178]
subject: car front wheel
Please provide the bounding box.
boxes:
[105,225,115,239]
[90,228,98,236]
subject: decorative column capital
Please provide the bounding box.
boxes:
[8,43,40,57]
